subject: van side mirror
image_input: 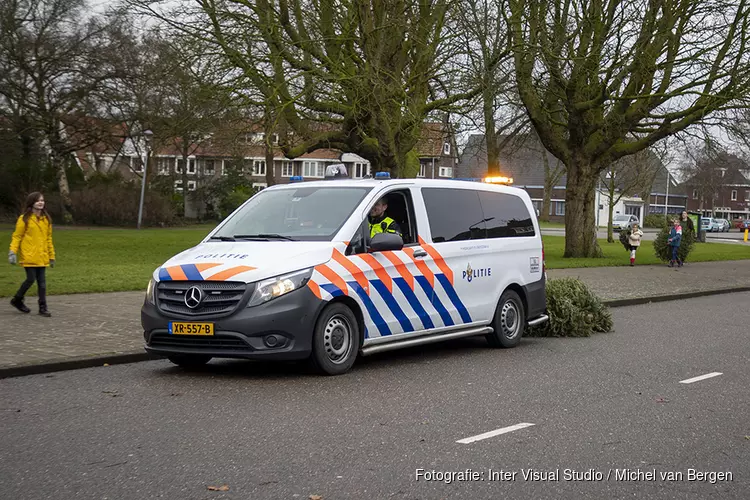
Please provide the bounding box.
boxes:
[369,232,403,252]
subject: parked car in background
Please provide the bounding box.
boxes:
[613,214,639,231]
[710,218,730,232]
[737,219,750,232]
[701,217,713,232]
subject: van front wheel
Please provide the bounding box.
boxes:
[310,303,360,375]
[486,290,525,348]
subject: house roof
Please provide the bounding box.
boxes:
[457,133,568,186]
[415,121,455,158]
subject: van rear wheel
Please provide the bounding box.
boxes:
[309,303,360,375]
[486,290,525,348]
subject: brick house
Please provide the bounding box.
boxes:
[456,133,683,224]
[679,155,750,223]
[71,119,457,217]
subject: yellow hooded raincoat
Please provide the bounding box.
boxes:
[10,214,56,267]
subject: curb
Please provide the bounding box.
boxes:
[2,287,749,380]
[603,286,750,308]
[0,351,159,380]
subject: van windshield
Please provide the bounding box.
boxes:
[210,185,372,241]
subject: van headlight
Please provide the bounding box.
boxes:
[146,278,156,304]
[247,268,313,307]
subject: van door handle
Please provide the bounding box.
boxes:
[413,250,427,258]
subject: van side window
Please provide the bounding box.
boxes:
[477,191,536,238]
[421,188,486,242]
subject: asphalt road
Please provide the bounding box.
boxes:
[1,293,748,500]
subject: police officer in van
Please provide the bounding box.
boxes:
[369,196,401,239]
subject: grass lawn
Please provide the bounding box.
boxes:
[1,225,748,297]
[539,221,566,229]
[0,224,218,297]
[543,235,750,268]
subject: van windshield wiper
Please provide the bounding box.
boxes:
[209,235,236,241]
[233,233,297,241]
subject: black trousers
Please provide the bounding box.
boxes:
[15,267,47,306]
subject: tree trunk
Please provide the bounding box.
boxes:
[541,189,551,222]
[607,196,615,243]
[607,176,616,243]
[181,152,189,218]
[484,87,500,176]
[265,145,276,187]
[563,164,602,258]
[53,155,73,223]
[540,152,552,222]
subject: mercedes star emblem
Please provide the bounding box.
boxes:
[184,286,204,309]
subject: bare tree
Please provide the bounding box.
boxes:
[454,0,529,176]
[127,0,480,177]
[0,0,128,220]
[599,147,663,242]
[508,0,750,257]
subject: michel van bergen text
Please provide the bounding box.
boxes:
[415,468,733,484]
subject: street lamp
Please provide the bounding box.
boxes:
[137,129,153,229]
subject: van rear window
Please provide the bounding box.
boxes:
[421,187,535,242]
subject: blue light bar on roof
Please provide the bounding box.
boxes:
[374,171,391,179]
[290,176,304,183]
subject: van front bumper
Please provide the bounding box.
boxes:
[141,287,323,361]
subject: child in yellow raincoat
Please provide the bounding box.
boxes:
[8,192,55,317]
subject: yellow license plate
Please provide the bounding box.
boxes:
[169,322,214,336]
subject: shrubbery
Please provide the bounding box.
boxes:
[643,214,668,228]
[526,278,613,337]
[653,223,695,263]
[42,172,177,226]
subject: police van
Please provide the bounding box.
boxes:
[141,168,549,375]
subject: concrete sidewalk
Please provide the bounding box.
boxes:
[1,260,749,377]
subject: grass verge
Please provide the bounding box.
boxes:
[1,227,748,296]
[1,225,217,297]
[543,235,750,268]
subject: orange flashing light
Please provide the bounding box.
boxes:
[483,176,514,184]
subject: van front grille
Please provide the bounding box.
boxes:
[156,281,248,317]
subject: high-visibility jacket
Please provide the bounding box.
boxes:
[369,216,399,238]
[10,214,56,267]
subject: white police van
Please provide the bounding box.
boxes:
[141,168,548,375]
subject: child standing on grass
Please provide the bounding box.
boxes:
[667,217,682,268]
[8,192,55,317]
[628,223,644,266]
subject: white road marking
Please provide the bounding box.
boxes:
[456,423,535,444]
[679,372,723,384]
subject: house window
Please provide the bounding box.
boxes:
[204,159,215,176]
[174,180,183,192]
[187,180,197,191]
[353,163,370,178]
[131,156,144,173]
[281,161,293,177]
[417,163,426,178]
[187,159,196,175]
[745,191,750,202]
[438,166,453,178]
[254,182,267,190]
[221,160,227,176]
[443,142,451,155]
[96,157,107,171]
[176,159,184,174]
[731,190,737,201]
[692,189,698,200]
[157,158,171,175]
[555,201,565,216]
[253,160,266,176]
[303,161,325,178]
